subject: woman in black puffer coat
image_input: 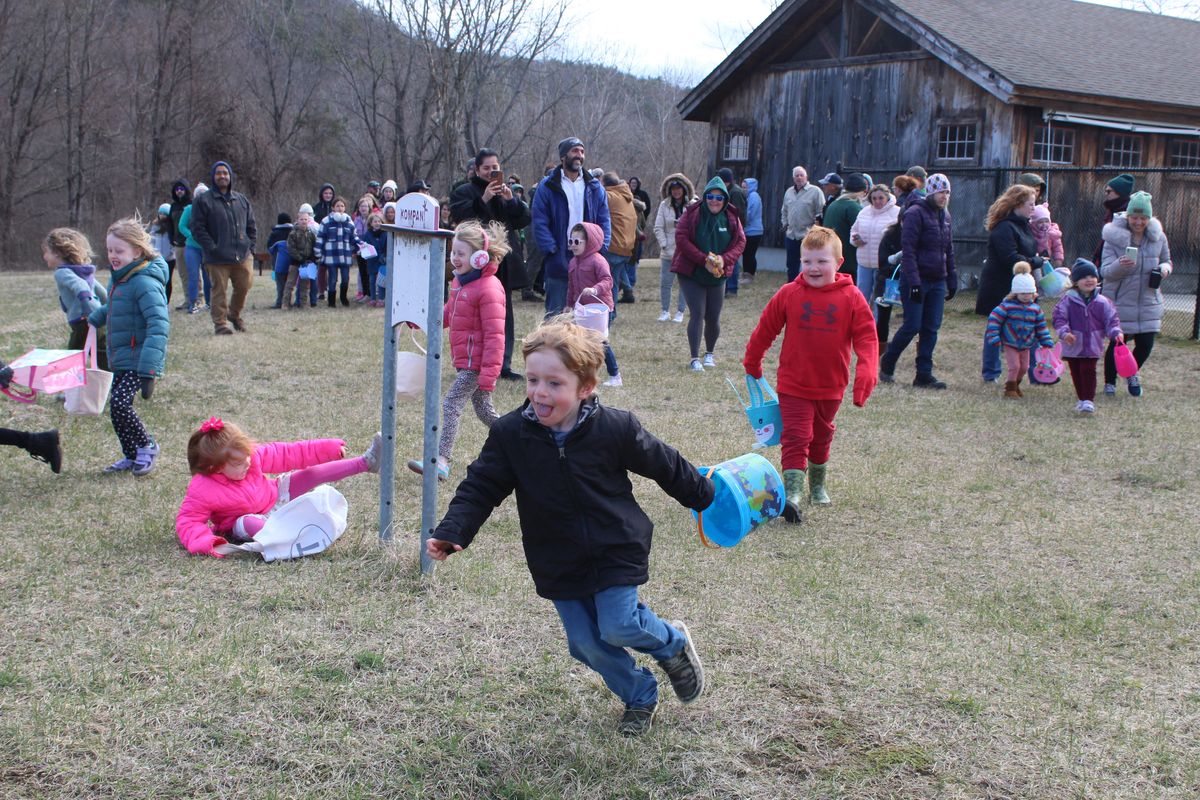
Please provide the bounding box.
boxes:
[979,184,1041,383]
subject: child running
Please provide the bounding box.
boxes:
[88,217,170,476]
[176,418,381,556]
[44,227,108,370]
[426,318,714,737]
[743,226,878,523]
[984,262,1054,399]
[1052,259,1123,415]
[565,221,622,386]
[407,219,506,481]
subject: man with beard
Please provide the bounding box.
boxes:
[450,148,532,380]
[191,160,257,335]
[530,137,610,315]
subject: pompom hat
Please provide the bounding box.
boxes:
[925,173,951,194]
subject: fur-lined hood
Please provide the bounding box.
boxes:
[1102,213,1164,248]
[660,173,696,202]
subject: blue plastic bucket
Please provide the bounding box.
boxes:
[727,375,782,449]
[692,453,785,547]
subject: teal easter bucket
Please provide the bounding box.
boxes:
[692,453,785,548]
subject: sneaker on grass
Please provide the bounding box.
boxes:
[672,311,684,323]
[132,442,160,476]
[657,310,670,322]
[617,704,657,737]
[1103,383,1116,396]
[104,457,136,473]
[657,620,704,704]
[689,359,704,372]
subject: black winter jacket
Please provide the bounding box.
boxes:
[978,213,1038,315]
[449,175,532,290]
[191,187,257,264]
[434,399,715,600]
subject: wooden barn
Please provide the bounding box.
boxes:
[679,0,1200,282]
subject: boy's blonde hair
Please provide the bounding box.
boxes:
[521,315,604,390]
[108,215,159,260]
[801,225,843,261]
[454,219,512,264]
[43,228,92,265]
[187,419,255,475]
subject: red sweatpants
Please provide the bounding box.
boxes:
[779,394,842,471]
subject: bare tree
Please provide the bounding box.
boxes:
[59,0,117,226]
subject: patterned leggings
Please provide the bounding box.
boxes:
[110,371,152,459]
[439,369,498,462]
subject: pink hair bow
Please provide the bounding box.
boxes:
[199,416,224,433]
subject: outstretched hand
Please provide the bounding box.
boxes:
[426,538,463,561]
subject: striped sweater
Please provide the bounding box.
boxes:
[985,298,1054,349]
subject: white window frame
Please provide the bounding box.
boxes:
[721,128,751,162]
[1032,126,1075,165]
[935,123,978,162]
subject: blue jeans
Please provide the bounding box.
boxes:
[551,585,683,709]
[785,237,802,282]
[726,260,741,295]
[543,274,568,318]
[882,279,945,376]
[981,337,1003,381]
[606,252,631,295]
[184,246,211,305]
[603,343,619,377]
[327,264,350,296]
[856,266,877,304]
[368,263,382,300]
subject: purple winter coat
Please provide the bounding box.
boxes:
[900,196,956,288]
[1052,289,1122,359]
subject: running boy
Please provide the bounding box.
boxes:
[743,226,878,523]
[426,318,714,737]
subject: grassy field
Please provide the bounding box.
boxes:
[1,267,1198,799]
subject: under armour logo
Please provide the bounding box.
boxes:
[799,302,837,324]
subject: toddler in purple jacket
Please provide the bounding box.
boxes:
[1052,259,1123,414]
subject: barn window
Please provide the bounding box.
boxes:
[1032,126,1075,165]
[721,128,751,162]
[1169,139,1200,171]
[1101,134,1142,168]
[935,123,977,162]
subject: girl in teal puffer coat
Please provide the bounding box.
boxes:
[88,217,170,476]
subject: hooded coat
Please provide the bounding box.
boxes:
[849,195,899,270]
[444,258,506,392]
[1100,215,1172,334]
[671,177,746,280]
[449,174,532,290]
[743,178,763,236]
[900,195,956,291]
[87,255,170,376]
[566,222,613,310]
[315,212,361,267]
[55,265,108,324]
[822,194,865,273]
[190,162,257,264]
[653,173,696,260]
[530,166,611,280]
[1052,289,1122,359]
[168,179,192,248]
[604,182,639,258]
[314,183,336,224]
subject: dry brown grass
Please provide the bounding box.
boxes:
[1,267,1198,799]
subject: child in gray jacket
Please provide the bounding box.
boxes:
[44,227,108,370]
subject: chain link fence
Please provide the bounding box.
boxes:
[843,165,1199,339]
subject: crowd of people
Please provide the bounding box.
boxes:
[0,137,1178,739]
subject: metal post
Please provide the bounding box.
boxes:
[418,237,445,575]
[379,255,399,543]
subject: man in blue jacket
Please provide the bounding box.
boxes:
[530,136,611,316]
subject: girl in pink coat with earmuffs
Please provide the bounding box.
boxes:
[408,219,507,482]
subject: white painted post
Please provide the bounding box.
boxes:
[379,194,452,575]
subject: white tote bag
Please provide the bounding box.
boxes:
[396,328,427,401]
[64,326,114,416]
[213,485,348,562]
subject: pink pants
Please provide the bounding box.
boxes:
[779,394,842,471]
[1004,345,1029,382]
[236,456,368,537]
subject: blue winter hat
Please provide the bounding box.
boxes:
[1070,258,1099,283]
[157,203,170,215]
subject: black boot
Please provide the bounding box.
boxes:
[340,285,349,306]
[25,430,62,474]
[328,291,337,308]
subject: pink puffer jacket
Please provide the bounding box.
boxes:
[175,438,346,556]
[566,222,614,310]
[442,259,505,391]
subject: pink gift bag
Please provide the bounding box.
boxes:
[1113,341,1139,379]
[3,344,86,403]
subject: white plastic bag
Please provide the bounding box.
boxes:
[396,328,426,400]
[213,485,348,562]
[64,326,113,416]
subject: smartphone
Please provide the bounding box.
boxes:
[1125,246,1139,261]
[490,170,505,186]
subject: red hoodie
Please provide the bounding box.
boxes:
[743,272,878,406]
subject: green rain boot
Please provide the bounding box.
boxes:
[808,461,831,505]
[782,469,805,524]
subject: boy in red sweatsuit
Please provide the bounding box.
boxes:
[743,226,878,523]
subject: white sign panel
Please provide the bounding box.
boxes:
[389,233,432,329]
[394,193,440,232]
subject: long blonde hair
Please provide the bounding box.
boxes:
[453,219,511,264]
[109,214,159,261]
[985,185,1036,231]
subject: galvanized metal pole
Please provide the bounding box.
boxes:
[378,251,399,543]
[419,236,446,576]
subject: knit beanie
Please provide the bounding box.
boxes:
[558,136,584,159]
[1125,191,1153,217]
[298,202,314,216]
[1070,258,1099,283]
[906,165,928,181]
[1106,173,1135,199]
[1030,204,1051,224]
[277,212,292,225]
[1017,172,1045,190]
[843,173,869,193]
[1011,261,1036,294]
[158,203,170,215]
[925,173,951,194]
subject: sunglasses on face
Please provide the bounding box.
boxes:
[568,238,584,246]
[704,193,725,201]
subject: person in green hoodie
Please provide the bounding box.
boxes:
[670,177,746,372]
[88,217,170,476]
[821,173,868,276]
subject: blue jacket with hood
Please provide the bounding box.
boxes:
[743,178,763,236]
[190,161,257,264]
[88,255,171,376]
[530,166,610,280]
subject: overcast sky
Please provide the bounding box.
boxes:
[576,0,1197,84]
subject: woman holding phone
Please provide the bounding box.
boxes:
[1100,191,1172,397]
